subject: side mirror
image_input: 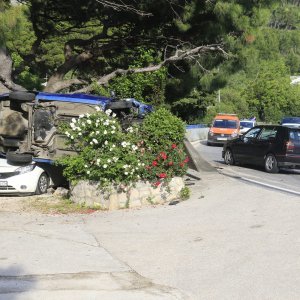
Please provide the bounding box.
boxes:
[240,126,244,129]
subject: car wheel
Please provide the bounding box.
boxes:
[35,172,49,195]
[9,91,35,102]
[224,148,235,165]
[264,153,279,173]
[6,152,32,164]
[207,141,212,146]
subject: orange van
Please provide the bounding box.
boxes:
[207,113,240,145]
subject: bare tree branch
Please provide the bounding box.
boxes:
[72,44,227,94]
[95,0,152,16]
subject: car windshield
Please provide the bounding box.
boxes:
[281,117,300,124]
[240,121,254,128]
[213,119,238,129]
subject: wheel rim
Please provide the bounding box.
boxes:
[39,175,48,193]
[266,155,275,170]
[225,150,232,164]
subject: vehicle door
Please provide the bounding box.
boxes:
[251,127,279,165]
[233,127,262,162]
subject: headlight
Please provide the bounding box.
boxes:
[16,164,36,174]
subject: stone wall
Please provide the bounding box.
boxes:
[70,177,185,210]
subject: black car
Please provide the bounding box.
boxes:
[222,125,300,173]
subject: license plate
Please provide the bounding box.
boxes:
[0,181,8,187]
[217,137,227,141]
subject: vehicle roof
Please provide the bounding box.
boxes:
[214,114,239,120]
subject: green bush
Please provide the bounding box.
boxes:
[57,107,189,188]
[140,108,186,153]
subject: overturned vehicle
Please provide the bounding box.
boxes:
[0,91,153,163]
[0,91,152,194]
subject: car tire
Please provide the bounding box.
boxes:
[6,152,32,164]
[224,148,235,165]
[35,172,49,195]
[264,153,279,173]
[207,141,212,146]
[9,91,35,102]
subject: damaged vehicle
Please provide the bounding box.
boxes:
[0,91,152,194]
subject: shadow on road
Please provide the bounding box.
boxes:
[0,265,36,299]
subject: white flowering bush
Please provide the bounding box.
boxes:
[58,107,144,188]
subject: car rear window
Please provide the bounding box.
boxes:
[213,119,238,129]
[289,129,300,141]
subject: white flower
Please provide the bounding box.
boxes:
[92,138,98,144]
[96,158,101,165]
[111,125,116,130]
[111,131,115,134]
[107,159,111,163]
[78,132,82,136]
[112,113,116,118]
[65,131,70,137]
[103,164,108,169]
[79,114,84,118]
[105,109,112,116]
[95,106,101,111]
[86,113,90,117]
[90,141,93,145]
[104,120,109,126]
[104,130,107,135]
[96,131,99,134]
[124,172,128,175]
[87,170,90,174]
[126,127,133,133]
[81,122,86,127]
[87,119,92,125]
[121,141,127,148]
[123,164,128,169]
[113,157,118,162]
[112,144,116,148]
[104,140,108,145]
[70,122,76,129]
[84,164,88,168]
[70,136,74,140]
[72,118,77,123]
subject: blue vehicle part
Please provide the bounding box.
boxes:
[36,92,112,107]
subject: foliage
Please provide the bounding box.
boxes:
[58,108,143,187]
[140,108,186,154]
[57,107,188,188]
[180,186,190,200]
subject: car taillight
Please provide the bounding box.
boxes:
[286,141,295,152]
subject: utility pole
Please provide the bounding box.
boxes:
[218,90,221,103]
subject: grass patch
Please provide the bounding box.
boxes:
[27,196,101,214]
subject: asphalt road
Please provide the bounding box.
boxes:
[194,140,300,195]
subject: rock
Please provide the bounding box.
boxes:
[53,187,69,198]
[109,193,120,210]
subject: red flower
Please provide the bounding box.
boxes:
[152,161,158,166]
[168,161,173,166]
[180,162,185,168]
[171,144,177,149]
[146,165,151,170]
[159,152,167,160]
[153,181,161,187]
[183,157,189,163]
[158,173,167,178]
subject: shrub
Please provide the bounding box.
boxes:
[58,108,144,187]
[140,108,186,153]
[57,106,188,189]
